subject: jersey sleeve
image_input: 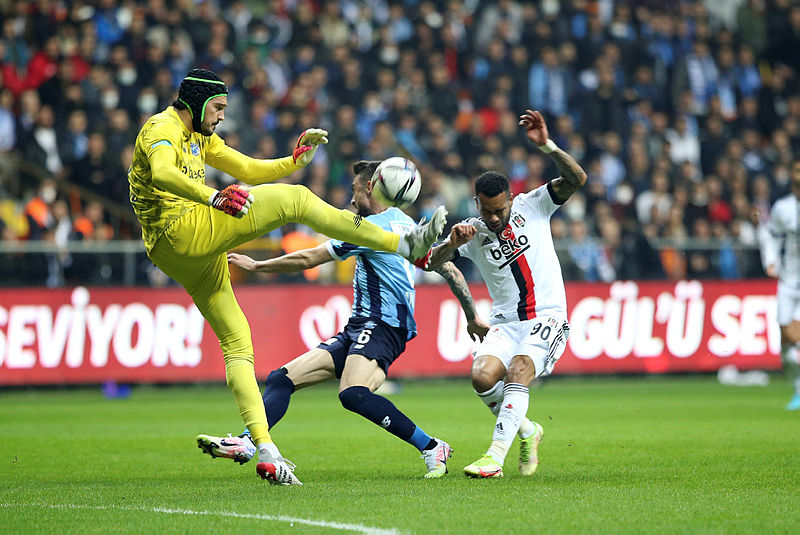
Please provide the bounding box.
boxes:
[767,203,786,235]
[206,135,301,185]
[326,239,366,261]
[759,202,786,269]
[516,182,562,218]
[142,121,182,161]
[143,121,216,204]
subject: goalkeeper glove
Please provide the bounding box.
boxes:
[292,128,328,167]
[209,184,254,218]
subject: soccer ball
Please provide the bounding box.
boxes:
[369,157,422,209]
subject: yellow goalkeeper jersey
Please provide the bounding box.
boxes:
[128,106,221,253]
[129,106,306,253]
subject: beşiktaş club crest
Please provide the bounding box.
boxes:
[491,224,530,268]
[512,212,526,228]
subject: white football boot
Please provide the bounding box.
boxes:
[400,205,447,266]
[421,438,453,479]
[196,433,255,465]
[256,445,302,486]
[518,422,544,476]
[256,457,302,486]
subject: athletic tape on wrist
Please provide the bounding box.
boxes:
[538,139,558,153]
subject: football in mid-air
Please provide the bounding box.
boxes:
[369,157,422,209]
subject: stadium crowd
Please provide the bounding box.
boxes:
[0,0,796,285]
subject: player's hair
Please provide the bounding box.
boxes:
[171,69,228,134]
[475,171,510,197]
[352,160,381,182]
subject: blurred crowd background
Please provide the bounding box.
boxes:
[0,0,796,287]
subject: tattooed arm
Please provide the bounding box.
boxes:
[435,261,490,342]
[547,145,588,202]
[519,109,587,202]
[426,223,476,272]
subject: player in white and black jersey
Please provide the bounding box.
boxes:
[758,160,800,410]
[427,110,587,478]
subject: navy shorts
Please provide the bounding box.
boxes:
[317,316,409,378]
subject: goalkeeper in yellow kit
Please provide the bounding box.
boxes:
[128,69,446,485]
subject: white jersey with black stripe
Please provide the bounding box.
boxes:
[453,182,568,325]
[760,193,800,290]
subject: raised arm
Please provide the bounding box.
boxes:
[519,109,587,202]
[227,243,333,273]
[426,223,477,272]
[206,129,328,186]
[435,260,490,341]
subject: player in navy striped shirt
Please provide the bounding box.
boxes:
[197,160,489,478]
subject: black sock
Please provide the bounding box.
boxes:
[339,386,433,450]
[262,367,295,428]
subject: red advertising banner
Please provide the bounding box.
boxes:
[0,280,781,385]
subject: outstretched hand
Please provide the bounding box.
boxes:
[227,252,259,272]
[519,109,549,146]
[293,128,329,167]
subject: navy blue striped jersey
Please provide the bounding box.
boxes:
[325,207,418,339]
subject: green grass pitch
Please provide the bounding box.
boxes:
[1,376,799,533]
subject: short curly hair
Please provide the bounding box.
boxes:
[475,171,510,197]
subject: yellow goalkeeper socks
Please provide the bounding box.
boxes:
[225,361,272,445]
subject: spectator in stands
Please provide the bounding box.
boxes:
[0,87,16,187]
[666,115,700,165]
[0,0,796,288]
[528,46,572,120]
[25,105,63,177]
[60,109,89,168]
[568,219,616,283]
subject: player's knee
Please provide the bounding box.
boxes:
[265,367,295,393]
[471,373,495,392]
[288,184,318,222]
[471,360,502,391]
[783,324,800,345]
[507,356,536,384]
[289,184,312,204]
[339,385,370,412]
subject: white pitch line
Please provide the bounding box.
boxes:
[0,502,401,534]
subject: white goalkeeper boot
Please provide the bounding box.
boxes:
[256,444,302,486]
[400,205,447,265]
[196,433,255,465]
[421,438,453,479]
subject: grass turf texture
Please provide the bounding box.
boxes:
[1,376,799,533]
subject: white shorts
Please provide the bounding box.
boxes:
[474,316,570,378]
[777,283,800,326]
